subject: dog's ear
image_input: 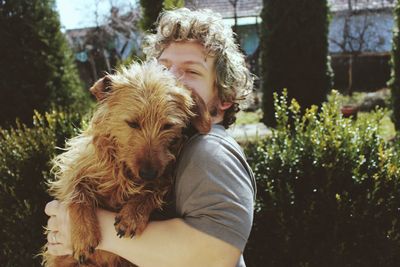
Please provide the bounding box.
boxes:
[89,76,112,101]
[190,90,212,134]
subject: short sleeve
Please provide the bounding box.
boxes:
[174,133,255,252]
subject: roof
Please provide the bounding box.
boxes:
[185,0,263,18]
[184,0,395,19]
[328,0,395,12]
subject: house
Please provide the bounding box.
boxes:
[328,0,395,91]
[66,0,397,91]
[186,0,262,57]
[186,0,397,91]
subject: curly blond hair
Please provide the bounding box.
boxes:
[143,8,254,128]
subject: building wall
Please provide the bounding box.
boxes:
[329,10,394,53]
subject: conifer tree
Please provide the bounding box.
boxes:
[0,0,89,126]
[140,0,184,32]
[389,0,400,131]
[261,0,333,127]
[139,0,164,32]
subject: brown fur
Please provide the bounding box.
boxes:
[42,60,211,266]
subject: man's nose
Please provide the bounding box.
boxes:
[169,65,183,79]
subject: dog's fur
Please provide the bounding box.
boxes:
[42,60,211,266]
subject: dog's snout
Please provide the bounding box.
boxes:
[139,168,158,180]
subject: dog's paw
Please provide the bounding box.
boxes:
[72,246,96,265]
[71,235,99,264]
[114,214,137,238]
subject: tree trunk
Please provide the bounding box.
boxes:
[348,54,353,96]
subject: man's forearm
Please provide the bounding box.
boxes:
[96,209,240,267]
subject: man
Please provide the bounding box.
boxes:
[45,8,255,267]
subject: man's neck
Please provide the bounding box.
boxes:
[211,113,224,125]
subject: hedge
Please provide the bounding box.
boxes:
[0,110,85,266]
[245,90,400,267]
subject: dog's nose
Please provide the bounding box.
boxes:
[139,168,157,180]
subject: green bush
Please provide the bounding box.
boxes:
[245,90,400,267]
[0,110,86,266]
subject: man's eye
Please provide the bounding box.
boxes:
[126,120,140,129]
[186,70,199,75]
[160,64,170,70]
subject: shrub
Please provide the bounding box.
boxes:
[245,90,400,267]
[0,110,86,266]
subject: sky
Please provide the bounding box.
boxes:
[55,0,136,30]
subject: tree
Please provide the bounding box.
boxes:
[140,0,164,32]
[139,0,184,32]
[164,0,185,10]
[261,0,333,127]
[0,0,90,126]
[68,0,142,82]
[389,0,400,131]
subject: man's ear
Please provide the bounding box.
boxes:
[89,76,112,101]
[190,90,212,134]
[219,101,233,111]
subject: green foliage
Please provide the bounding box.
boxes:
[116,52,144,70]
[139,0,184,32]
[244,90,400,267]
[389,0,400,131]
[139,0,164,32]
[261,0,333,127]
[0,0,91,127]
[164,0,184,10]
[0,110,86,266]
[235,109,262,125]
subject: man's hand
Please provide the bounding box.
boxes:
[44,201,241,267]
[44,200,73,256]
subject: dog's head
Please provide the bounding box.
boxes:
[89,60,211,183]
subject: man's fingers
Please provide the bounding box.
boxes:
[45,200,60,216]
[46,243,73,256]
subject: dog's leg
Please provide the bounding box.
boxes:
[114,193,160,237]
[68,187,101,265]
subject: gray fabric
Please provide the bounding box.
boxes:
[174,124,256,267]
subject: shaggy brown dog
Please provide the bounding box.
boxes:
[42,60,211,266]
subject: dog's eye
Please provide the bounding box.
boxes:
[170,137,179,146]
[162,123,174,131]
[126,120,140,129]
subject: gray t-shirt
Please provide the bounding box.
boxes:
[174,124,256,267]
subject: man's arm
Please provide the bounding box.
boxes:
[96,209,241,267]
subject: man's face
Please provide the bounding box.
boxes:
[158,41,217,107]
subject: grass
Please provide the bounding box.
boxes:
[235,109,262,125]
[234,90,397,141]
[358,110,396,141]
[334,89,396,141]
